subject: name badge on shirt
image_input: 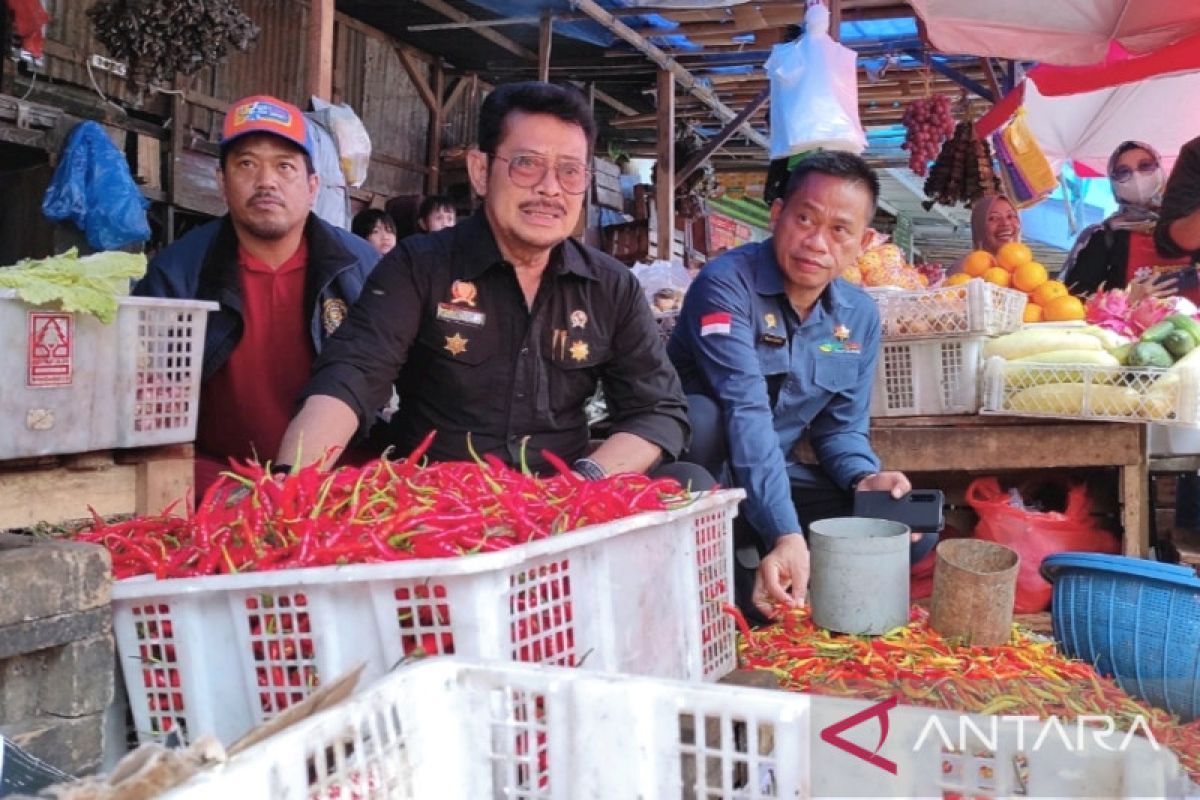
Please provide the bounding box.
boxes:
[436,302,486,327]
[759,333,786,347]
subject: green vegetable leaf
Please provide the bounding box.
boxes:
[0,248,147,323]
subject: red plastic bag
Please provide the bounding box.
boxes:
[910,523,969,601]
[966,477,1119,613]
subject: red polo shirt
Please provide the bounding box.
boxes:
[196,240,314,491]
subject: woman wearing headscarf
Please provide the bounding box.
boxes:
[1060,140,1196,302]
[950,193,1022,274]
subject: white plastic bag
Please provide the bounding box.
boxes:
[311,98,372,188]
[631,259,692,316]
[765,3,866,159]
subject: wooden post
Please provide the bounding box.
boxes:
[427,60,445,195]
[538,12,554,83]
[828,0,841,41]
[306,0,335,101]
[656,68,675,261]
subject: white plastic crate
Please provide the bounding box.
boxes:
[160,658,1197,800]
[112,491,742,746]
[0,292,216,458]
[870,336,985,417]
[981,356,1200,426]
[869,279,1027,340]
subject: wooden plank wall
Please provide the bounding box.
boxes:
[36,0,435,204]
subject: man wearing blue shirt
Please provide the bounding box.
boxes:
[669,151,926,623]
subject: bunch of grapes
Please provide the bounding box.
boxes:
[901,94,956,177]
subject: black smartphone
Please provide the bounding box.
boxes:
[1152,264,1199,290]
[852,490,945,533]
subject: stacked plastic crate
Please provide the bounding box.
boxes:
[868,279,1027,417]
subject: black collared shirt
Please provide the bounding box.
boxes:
[301,211,690,470]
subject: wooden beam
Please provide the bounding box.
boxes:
[396,46,438,112]
[570,82,638,116]
[674,85,768,190]
[538,12,554,83]
[656,68,675,261]
[829,0,842,42]
[570,0,770,152]
[306,0,335,101]
[980,57,1002,101]
[443,77,470,115]
[427,60,445,195]
[903,50,993,102]
[415,0,537,61]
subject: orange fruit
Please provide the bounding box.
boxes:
[962,250,996,277]
[996,242,1033,271]
[1023,302,1044,323]
[983,266,1011,288]
[1032,279,1069,307]
[1012,261,1048,293]
[943,273,972,287]
[1042,294,1086,322]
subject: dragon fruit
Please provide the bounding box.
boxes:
[1084,289,1136,337]
[1129,296,1177,335]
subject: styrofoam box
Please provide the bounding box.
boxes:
[981,356,1200,427]
[1150,423,1200,455]
[868,279,1027,340]
[0,292,217,458]
[160,658,1198,800]
[871,336,986,417]
[113,490,742,746]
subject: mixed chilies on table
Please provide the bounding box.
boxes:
[723,604,1200,783]
[76,432,695,580]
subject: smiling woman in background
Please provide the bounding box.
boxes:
[950,193,1022,274]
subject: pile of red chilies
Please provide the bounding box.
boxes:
[724,604,1200,783]
[77,432,693,579]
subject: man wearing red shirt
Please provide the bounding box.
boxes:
[136,95,379,496]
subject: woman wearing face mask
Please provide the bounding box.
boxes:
[1060,141,1195,302]
[950,194,1022,274]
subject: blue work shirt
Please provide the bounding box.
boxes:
[668,240,881,546]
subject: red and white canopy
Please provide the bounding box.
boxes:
[975,34,1200,177]
[909,0,1200,65]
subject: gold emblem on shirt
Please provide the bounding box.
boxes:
[569,340,590,362]
[834,324,851,341]
[444,332,469,356]
[322,299,348,335]
[764,313,777,329]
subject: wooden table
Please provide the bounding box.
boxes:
[868,416,1149,557]
[0,443,193,529]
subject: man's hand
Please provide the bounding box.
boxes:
[856,471,922,540]
[754,533,810,617]
[855,470,911,498]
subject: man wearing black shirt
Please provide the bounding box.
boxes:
[277,82,691,477]
[1156,135,1200,258]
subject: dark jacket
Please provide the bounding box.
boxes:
[134,214,380,381]
[1060,224,1132,295]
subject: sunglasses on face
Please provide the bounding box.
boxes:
[1111,159,1159,183]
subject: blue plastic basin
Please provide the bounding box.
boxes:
[1042,553,1200,722]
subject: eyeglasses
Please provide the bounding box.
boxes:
[491,153,592,195]
[1111,159,1159,183]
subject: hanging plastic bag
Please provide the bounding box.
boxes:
[966,477,1119,613]
[311,98,371,188]
[765,2,866,159]
[993,108,1057,208]
[42,121,150,251]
